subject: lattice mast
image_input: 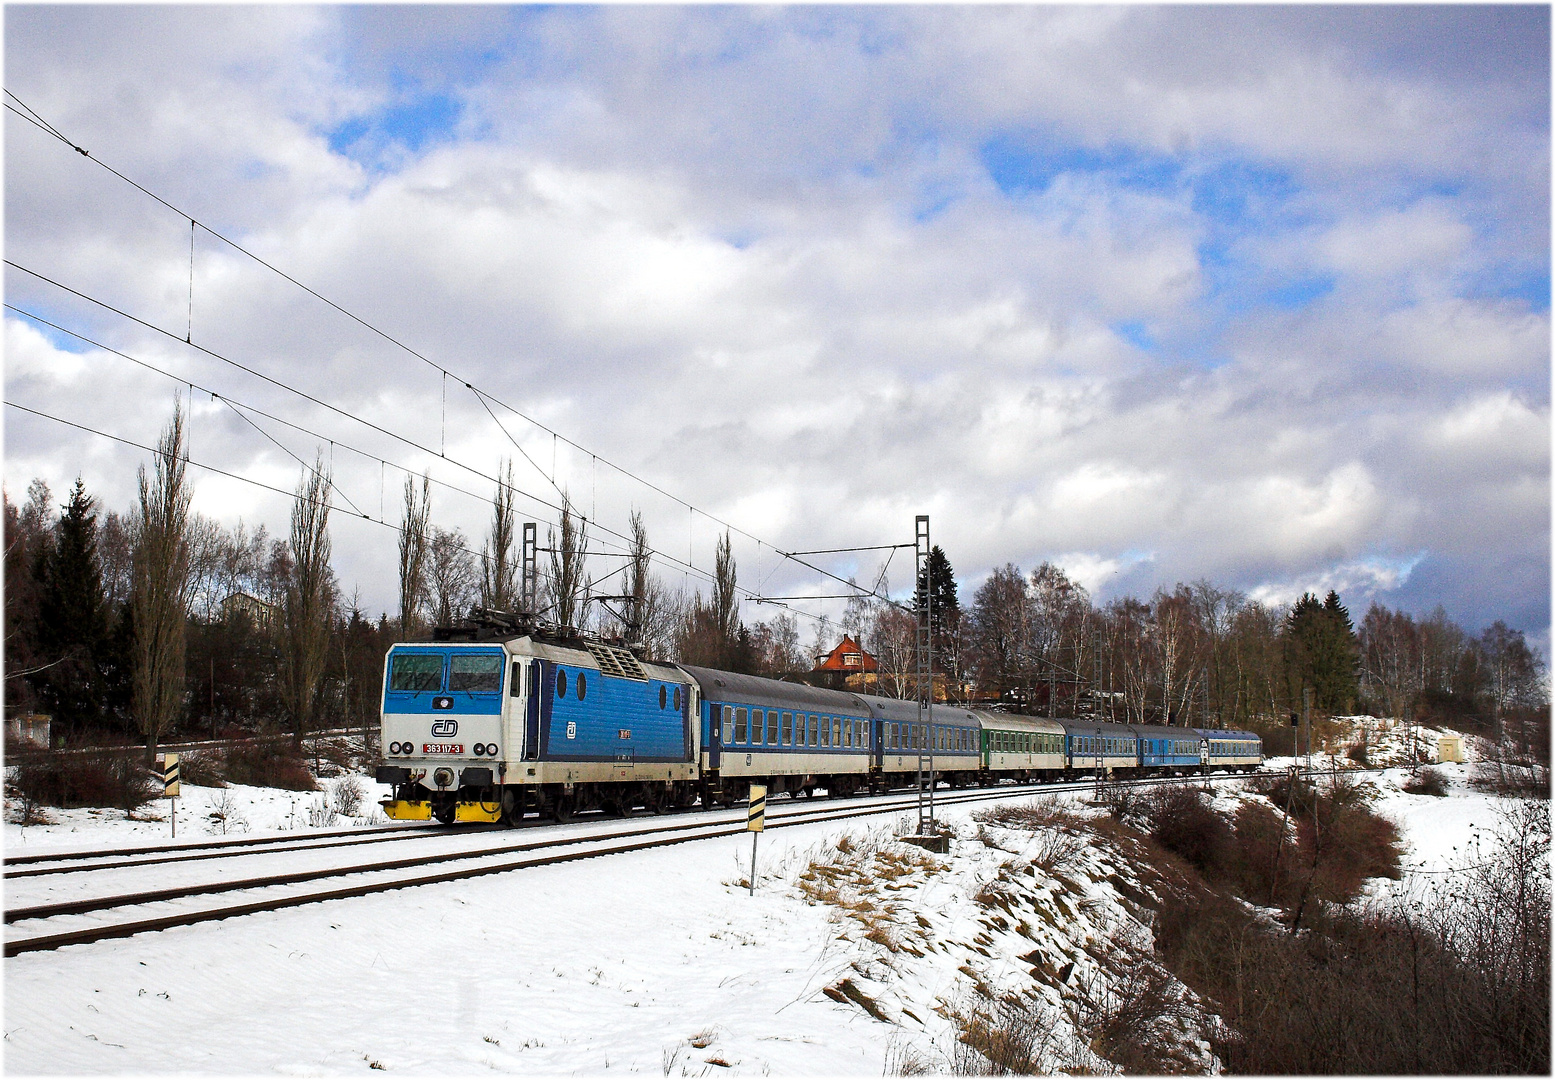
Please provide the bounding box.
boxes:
[915,514,935,834]
[521,521,538,615]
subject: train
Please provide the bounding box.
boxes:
[374,620,1262,824]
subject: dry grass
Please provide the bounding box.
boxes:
[795,828,941,955]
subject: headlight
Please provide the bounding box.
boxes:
[389,741,402,755]
[473,743,486,757]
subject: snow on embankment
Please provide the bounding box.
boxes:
[787,800,1219,1074]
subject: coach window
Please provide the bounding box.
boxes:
[751,710,765,745]
[675,687,682,711]
[767,710,779,745]
[721,706,732,745]
[735,707,748,743]
[781,712,793,745]
[557,669,568,698]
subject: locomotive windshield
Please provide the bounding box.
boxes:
[389,653,443,692]
[449,654,503,693]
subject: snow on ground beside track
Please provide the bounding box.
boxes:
[3,729,1538,1075]
[5,779,389,854]
[3,779,1214,1076]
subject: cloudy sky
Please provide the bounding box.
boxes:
[5,5,1549,647]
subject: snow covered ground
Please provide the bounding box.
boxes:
[2,733,1538,1075]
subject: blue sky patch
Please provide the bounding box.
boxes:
[1113,320,1157,352]
[326,91,464,165]
[980,134,1182,197]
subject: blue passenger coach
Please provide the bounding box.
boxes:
[681,666,874,801]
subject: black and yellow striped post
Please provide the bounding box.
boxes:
[158,753,181,838]
[746,784,766,896]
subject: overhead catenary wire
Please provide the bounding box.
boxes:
[5,398,708,620]
[5,305,828,625]
[2,303,730,600]
[2,89,908,613]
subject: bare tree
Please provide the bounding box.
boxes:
[548,491,589,629]
[868,602,917,698]
[712,530,738,644]
[132,404,193,763]
[481,460,517,611]
[426,527,478,627]
[398,471,430,635]
[624,509,651,645]
[281,455,334,746]
[766,612,803,673]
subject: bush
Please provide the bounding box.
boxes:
[1346,741,1370,767]
[1141,783,1232,876]
[330,775,365,818]
[221,737,318,791]
[177,749,226,788]
[9,750,157,812]
[1403,766,1449,797]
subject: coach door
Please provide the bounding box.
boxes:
[708,702,722,770]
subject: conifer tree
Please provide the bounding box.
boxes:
[34,479,113,737]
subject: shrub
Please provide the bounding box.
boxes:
[330,775,365,818]
[222,737,318,791]
[9,750,157,812]
[1345,741,1370,767]
[177,749,226,788]
[1403,766,1449,797]
[1141,783,1232,876]
[204,787,249,834]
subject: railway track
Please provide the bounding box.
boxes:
[4,769,1297,957]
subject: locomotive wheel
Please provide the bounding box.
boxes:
[642,785,665,815]
[500,787,522,827]
[552,793,575,823]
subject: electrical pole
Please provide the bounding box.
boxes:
[1302,686,1312,776]
[914,515,934,837]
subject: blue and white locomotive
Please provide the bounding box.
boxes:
[375,619,1262,823]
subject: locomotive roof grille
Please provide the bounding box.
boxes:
[584,640,649,682]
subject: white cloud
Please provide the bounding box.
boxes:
[3,6,1546,640]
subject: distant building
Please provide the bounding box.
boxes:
[1437,734,1466,764]
[221,591,278,632]
[813,635,878,675]
[4,714,50,748]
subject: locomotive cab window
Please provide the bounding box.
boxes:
[449,654,503,693]
[389,654,443,693]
